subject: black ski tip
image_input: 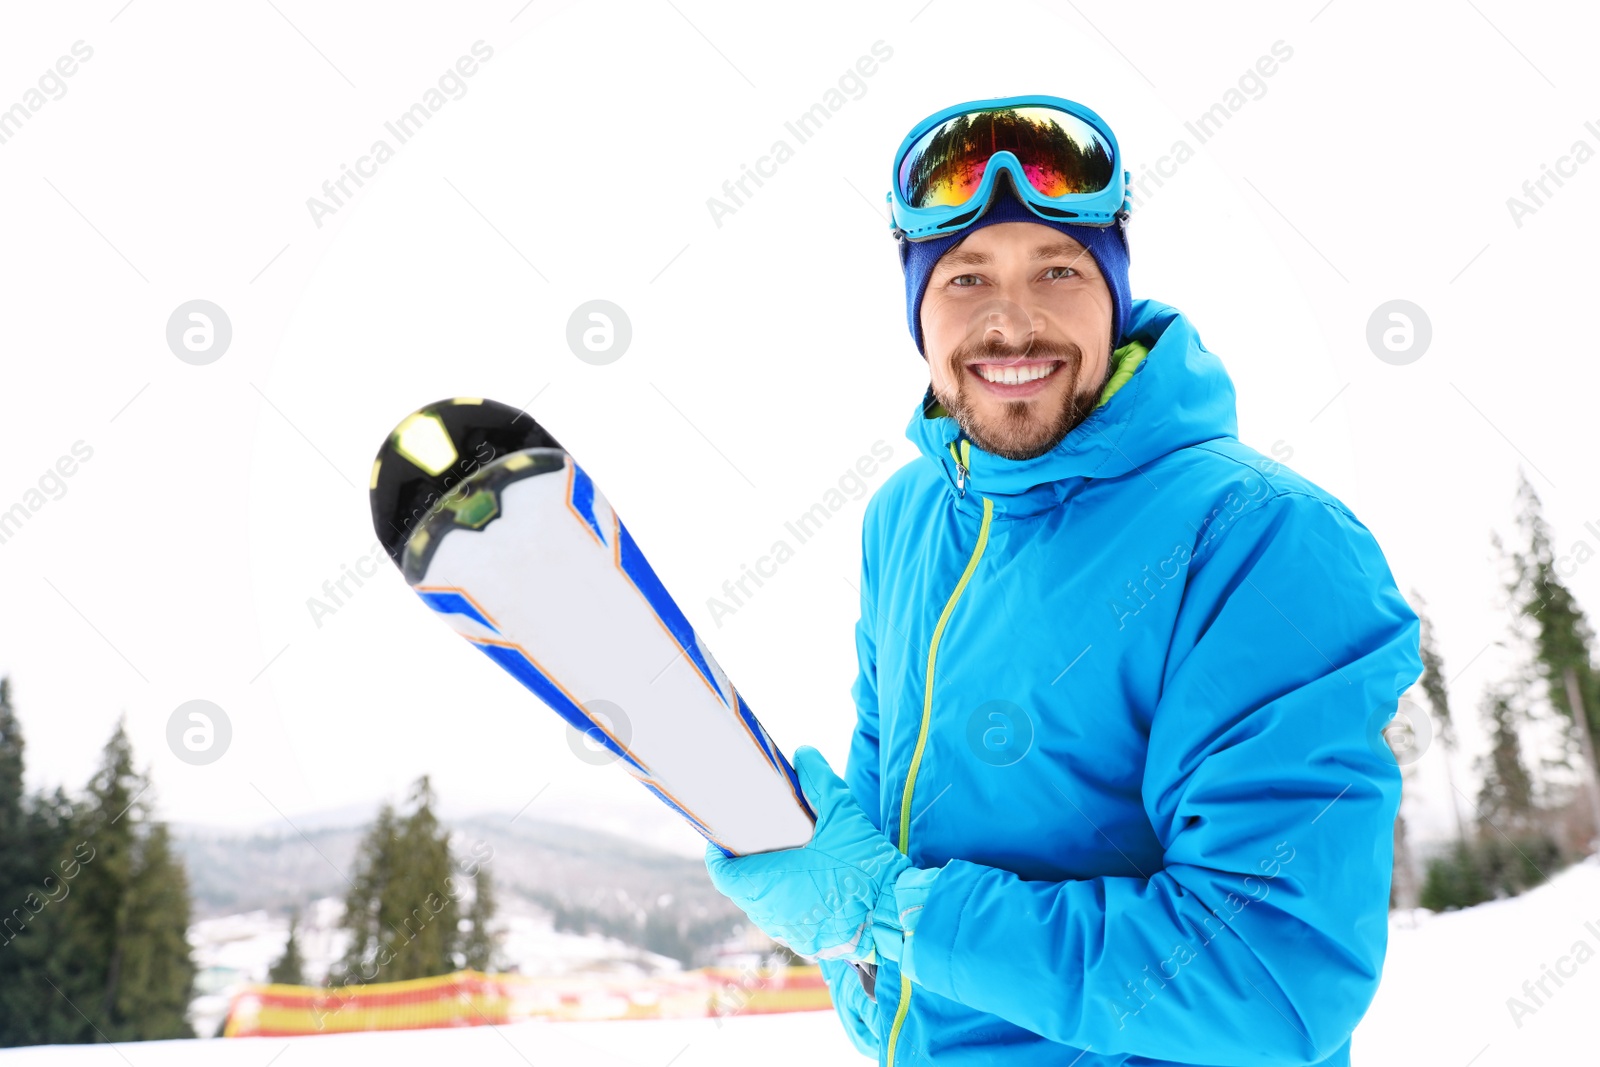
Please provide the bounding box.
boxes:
[369,397,564,567]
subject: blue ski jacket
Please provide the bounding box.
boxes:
[819,299,1422,1067]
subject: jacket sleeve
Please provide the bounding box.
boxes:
[819,957,881,1058]
[845,504,885,831]
[821,504,887,1053]
[904,492,1422,1066]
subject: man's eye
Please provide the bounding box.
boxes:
[951,274,982,287]
[1044,266,1078,280]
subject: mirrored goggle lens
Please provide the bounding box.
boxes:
[897,105,1115,211]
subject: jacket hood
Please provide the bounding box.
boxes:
[907,298,1239,517]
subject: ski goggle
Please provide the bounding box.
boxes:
[887,94,1130,242]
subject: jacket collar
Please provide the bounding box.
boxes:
[907,299,1240,518]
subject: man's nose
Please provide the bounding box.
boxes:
[970,296,1041,348]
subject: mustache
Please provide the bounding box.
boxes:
[949,336,1084,371]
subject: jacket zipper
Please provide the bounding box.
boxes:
[946,438,971,498]
[885,489,993,1067]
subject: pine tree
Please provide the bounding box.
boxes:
[390,776,459,979]
[333,776,462,987]
[1383,709,1424,912]
[1475,682,1535,835]
[0,677,47,1047]
[268,910,306,985]
[0,678,23,888]
[49,720,140,1042]
[462,866,500,973]
[0,787,81,1046]
[1390,810,1419,912]
[334,800,397,987]
[51,719,195,1042]
[0,704,195,1046]
[1506,470,1600,779]
[0,677,29,957]
[1411,592,1468,845]
[114,822,196,1038]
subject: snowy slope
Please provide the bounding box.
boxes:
[5,859,1595,1065]
[1353,855,1599,1065]
[0,1011,865,1066]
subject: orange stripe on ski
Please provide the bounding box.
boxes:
[470,633,653,776]
[627,768,733,853]
[727,682,774,772]
[413,585,501,631]
[564,455,605,548]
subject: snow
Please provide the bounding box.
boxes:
[6,859,1596,1065]
[0,1011,864,1066]
[1353,855,1600,1065]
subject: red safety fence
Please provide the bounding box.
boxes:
[223,965,833,1037]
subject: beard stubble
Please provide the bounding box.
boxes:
[934,335,1112,461]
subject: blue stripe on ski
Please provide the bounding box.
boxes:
[473,642,646,774]
[615,519,724,703]
[569,461,607,545]
[778,748,816,823]
[418,590,499,633]
[737,688,816,821]
[637,779,723,850]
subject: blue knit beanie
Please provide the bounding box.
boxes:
[899,180,1131,357]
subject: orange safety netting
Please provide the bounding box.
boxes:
[223,966,833,1037]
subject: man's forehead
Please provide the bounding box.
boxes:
[935,227,1088,269]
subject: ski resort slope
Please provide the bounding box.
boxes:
[1353,855,1599,1066]
[3,859,1594,1066]
[0,1011,867,1066]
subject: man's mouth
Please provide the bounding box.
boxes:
[963,357,1066,399]
[969,359,1062,385]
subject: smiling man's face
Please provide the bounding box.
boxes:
[920,221,1116,461]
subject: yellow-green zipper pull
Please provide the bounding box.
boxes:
[947,438,971,497]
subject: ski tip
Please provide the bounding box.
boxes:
[369,397,565,573]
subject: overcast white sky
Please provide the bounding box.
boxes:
[1,1,1596,853]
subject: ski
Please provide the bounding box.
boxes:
[369,397,816,857]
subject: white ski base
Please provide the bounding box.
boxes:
[411,451,815,857]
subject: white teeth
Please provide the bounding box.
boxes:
[976,362,1059,385]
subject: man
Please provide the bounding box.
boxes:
[704,95,1421,1067]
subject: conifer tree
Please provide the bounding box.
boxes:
[333,800,396,987]
[51,719,195,1041]
[1390,810,1418,912]
[0,678,51,1046]
[114,822,196,1038]
[390,776,458,979]
[462,866,500,973]
[1475,682,1535,835]
[334,776,462,985]
[0,703,196,1045]
[1505,470,1600,779]
[0,679,23,890]
[0,678,30,964]
[1411,593,1469,845]
[0,789,82,1046]
[268,909,306,985]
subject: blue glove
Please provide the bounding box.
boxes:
[704,746,930,963]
